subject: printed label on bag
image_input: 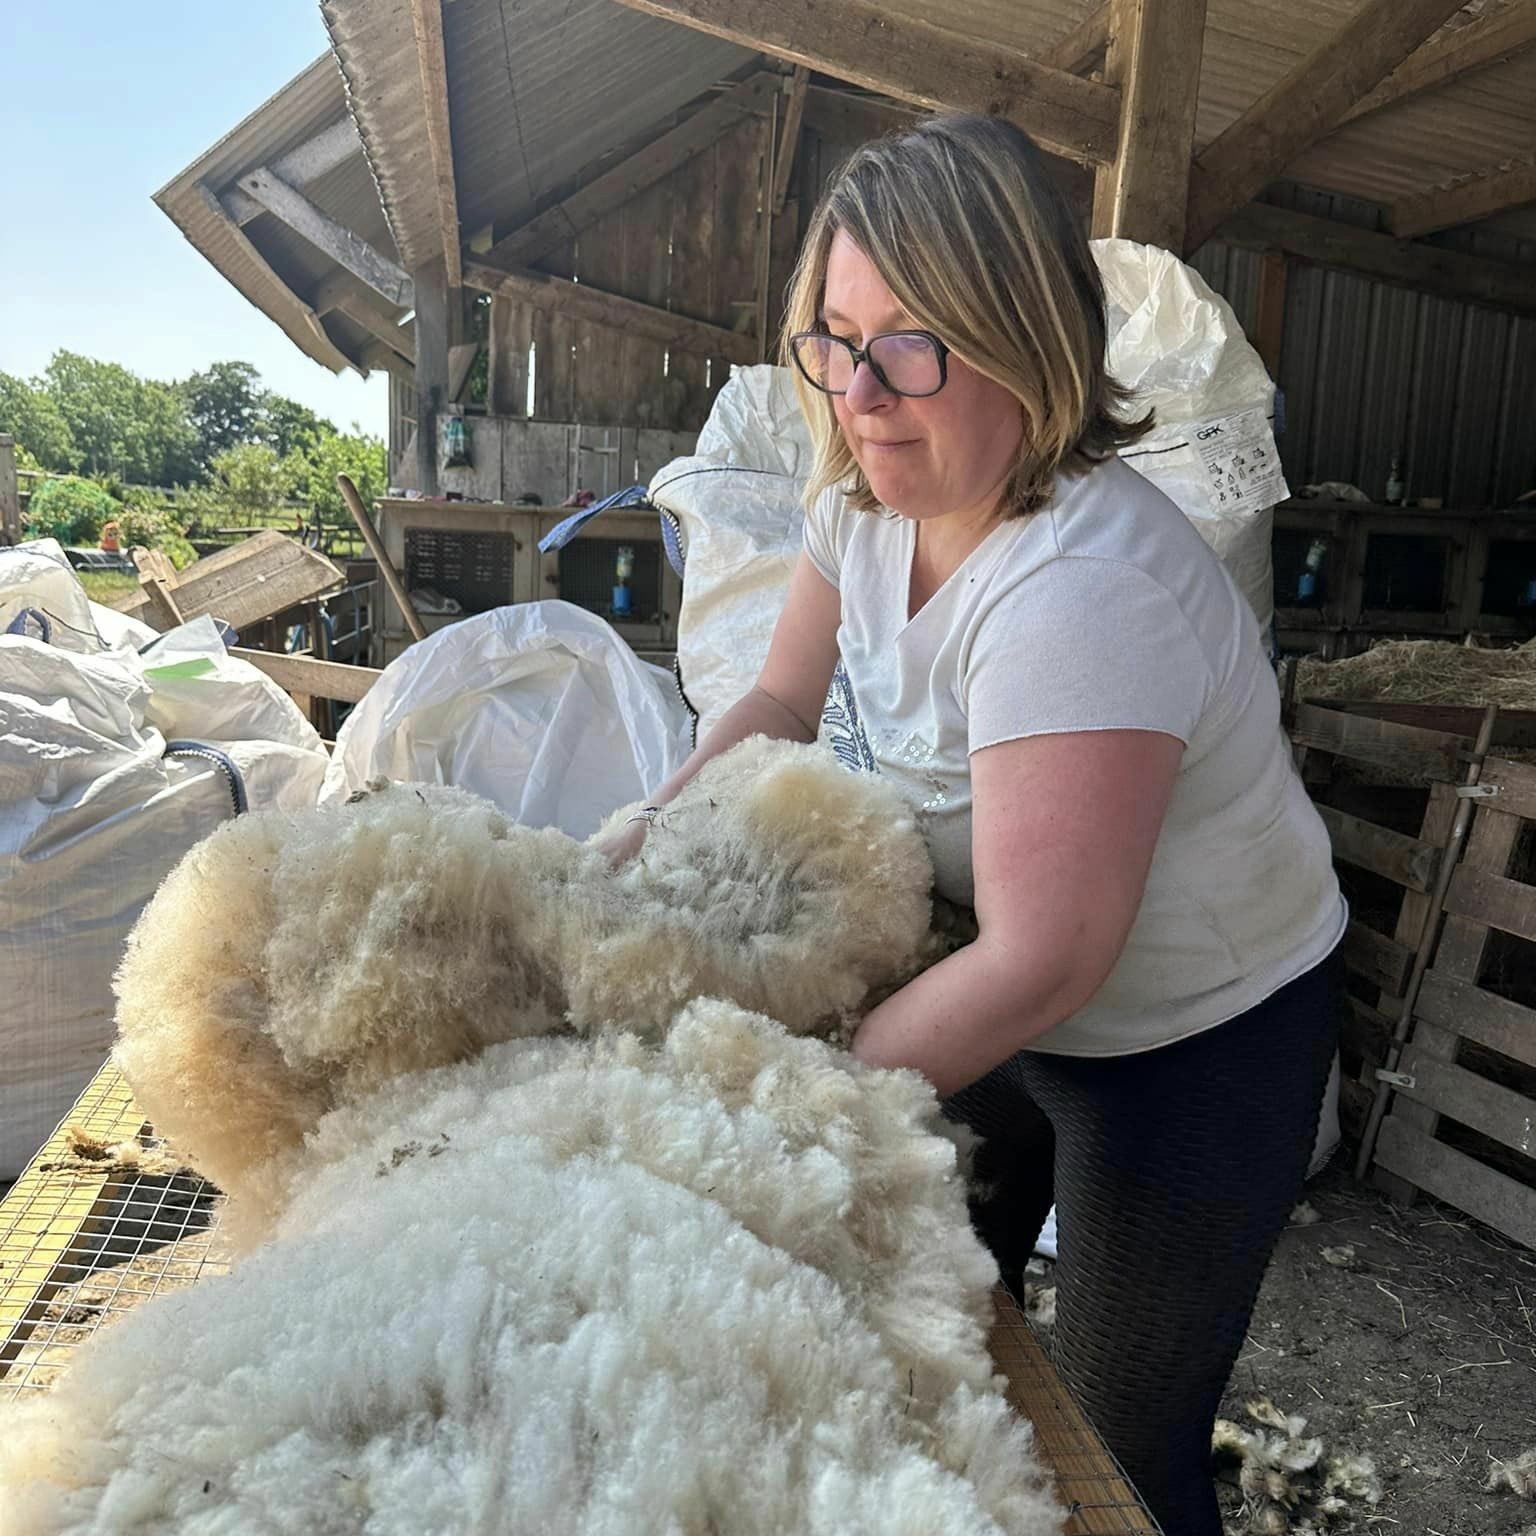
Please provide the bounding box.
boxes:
[1193,408,1288,517]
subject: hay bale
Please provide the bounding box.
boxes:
[1297,639,1536,710]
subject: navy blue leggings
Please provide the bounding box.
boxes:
[944,958,1340,1536]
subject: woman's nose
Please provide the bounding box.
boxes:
[844,358,893,413]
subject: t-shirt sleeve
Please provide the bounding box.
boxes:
[962,557,1214,754]
[801,486,849,588]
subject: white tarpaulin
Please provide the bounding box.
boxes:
[0,549,329,1178]
[320,602,694,838]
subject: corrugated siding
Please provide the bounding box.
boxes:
[1194,183,1536,507]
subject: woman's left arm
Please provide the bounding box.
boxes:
[850,728,1184,1095]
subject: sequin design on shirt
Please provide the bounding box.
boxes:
[891,730,951,816]
[821,660,878,774]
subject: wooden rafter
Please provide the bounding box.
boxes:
[1343,0,1536,126]
[802,85,916,144]
[1184,0,1468,252]
[222,118,362,226]
[312,272,416,364]
[462,259,759,365]
[1391,158,1536,238]
[236,166,415,307]
[1091,0,1207,249]
[771,66,811,216]
[483,74,775,271]
[1219,202,1536,318]
[409,0,463,288]
[606,0,1122,167]
[1040,2,1111,76]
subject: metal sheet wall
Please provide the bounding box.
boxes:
[1193,187,1536,509]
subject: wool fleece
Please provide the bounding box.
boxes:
[1,738,1062,1533]
[112,737,934,1237]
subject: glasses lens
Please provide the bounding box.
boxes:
[795,334,854,392]
[868,333,942,396]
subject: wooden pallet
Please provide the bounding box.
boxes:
[1374,750,1536,1249]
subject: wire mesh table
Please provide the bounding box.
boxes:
[1,1063,1160,1533]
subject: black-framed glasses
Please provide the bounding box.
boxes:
[789,329,950,398]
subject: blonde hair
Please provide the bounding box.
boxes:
[781,114,1151,518]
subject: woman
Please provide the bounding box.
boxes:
[605,114,1343,1535]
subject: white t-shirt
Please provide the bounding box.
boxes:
[804,453,1344,1057]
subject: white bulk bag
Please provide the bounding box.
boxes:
[319,602,693,839]
[0,538,101,653]
[1092,238,1286,636]
[648,365,813,742]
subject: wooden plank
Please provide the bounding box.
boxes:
[236,167,413,308]
[1376,1116,1536,1249]
[464,259,757,368]
[408,0,463,288]
[225,118,362,223]
[1041,1,1111,75]
[414,256,452,496]
[1184,0,1470,252]
[1343,920,1415,996]
[620,181,674,429]
[802,84,917,146]
[314,274,416,364]
[1417,972,1536,1072]
[667,142,720,431]
[1474,757,1536,821]
[771,67,810,216]
[1314,703,1536,751]
[1343,992,1395,1066]
[1343,0,1536,126]
[1316,804,1441,892]
[1392,158,1536,239]
[1291,701,1466,782]
[1216,202,1536,320]
[1091,0,1208,250]
[1444,862,1536,945]
[607,0,1122,168]
[572,209,633,426]
[485,76,775,271]
[228,647,382,704]
[111,531,344,633]
[1397,1048,1536,1159]
[488,294,532,417]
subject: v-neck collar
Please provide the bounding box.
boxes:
[900,514,1012,630]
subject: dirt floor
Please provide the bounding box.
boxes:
[1030,1160,1536,1535]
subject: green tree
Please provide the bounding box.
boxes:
[0,371,76,469]
[136,379,200,486]
[24,477,123,546]
[301,428,387,527]
[184,360,263,468]
[261,394,334,460]
[208,441,300,524]
[37,352,199,485]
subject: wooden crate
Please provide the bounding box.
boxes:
[1373,750,1536,1249]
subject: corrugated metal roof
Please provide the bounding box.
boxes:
[154,54,401,376]
[323,0,754,261]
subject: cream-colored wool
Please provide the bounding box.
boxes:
[0,1006,1062,1535]
[112,739,933,1236]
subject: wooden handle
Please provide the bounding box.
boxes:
[336,473,427,643]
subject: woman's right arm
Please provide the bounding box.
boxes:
[598,551,842,863]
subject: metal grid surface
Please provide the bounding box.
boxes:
[989,1287,1163,1536]
[0,1066,228,1401]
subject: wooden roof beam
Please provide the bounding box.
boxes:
[1091,0,1208,250]
[235,165,414,308]
[223,117,363,225]
[1184,0,1468,252]
[1040,2,1111,77]
[463,259,759,365]
[483,73,776,271]
[409,0,463,289]
[1219,202,1536,319]
[312,271,416,364]
[1391,158,1536,238]
[1343,0,1536,126]
[606,0,1122,167]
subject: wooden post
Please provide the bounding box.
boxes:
[1091,0,1208,250]
[413,255,452,497]
[0,435,19,546]
[1254,249,1288,379]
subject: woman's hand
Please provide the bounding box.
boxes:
[595,813,651,870]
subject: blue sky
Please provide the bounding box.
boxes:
[0,1,386,435]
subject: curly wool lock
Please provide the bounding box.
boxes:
[0,1004,1062,1536]
[112,738,935,1237]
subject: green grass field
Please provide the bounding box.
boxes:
[76,570,142,605]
